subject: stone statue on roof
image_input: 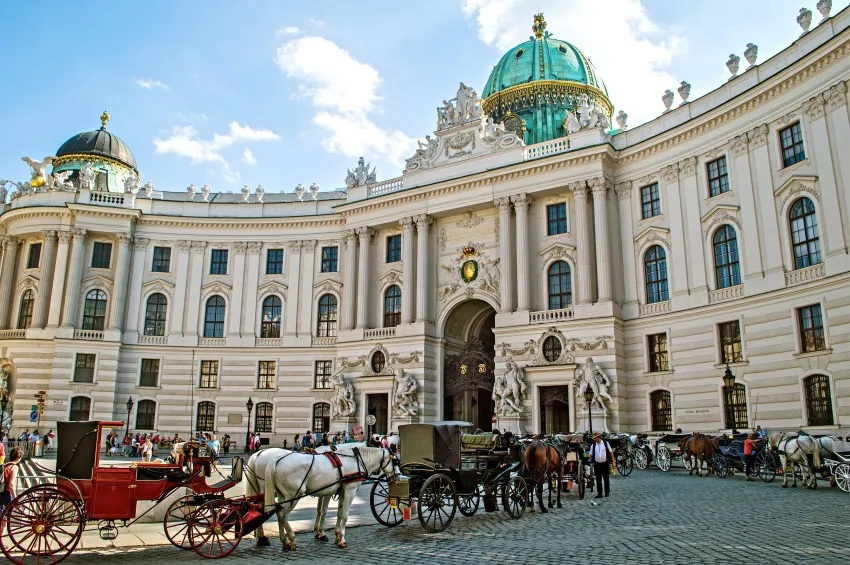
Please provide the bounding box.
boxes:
[345,157,377,189]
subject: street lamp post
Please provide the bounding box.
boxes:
[584,388,595,438]
[0,392,8,437]
[245,397,254,454]
[722,365,736,430]
[125,397,134,441]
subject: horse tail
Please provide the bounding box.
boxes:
[264,456,278,510]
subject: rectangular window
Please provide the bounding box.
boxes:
[640,183,662,219]
[798,304,826,353]
[546,203,568,236]
[27,243,42,269]
[151,247,171,273]
[320,246,338,273]
[73,353,96,383]
[258,361,276,389]
[91,242,112,269]
[648,333,669,373]
[707,157,730,197]
[199,360,219,388]
[139,359,160,387]
[315,360,333,389]
[386,235,402,263]
[780,123,806,168]
[719,321,743,364]
[266,248,284,275]
[210,249,228,275]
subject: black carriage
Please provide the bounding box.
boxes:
[553,434,592,499]
[606,433,634,476]
[710,433,772,479]
[369,422,528,532]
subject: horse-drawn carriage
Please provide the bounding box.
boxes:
[369,422,528,532]
[0,420,251,564]
[652,433,694,472]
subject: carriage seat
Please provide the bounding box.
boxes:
[461,434,494,451]
[135,466,192,482]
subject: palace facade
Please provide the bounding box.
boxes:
[1,11,848,445]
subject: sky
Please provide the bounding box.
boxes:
[0,1,845,194]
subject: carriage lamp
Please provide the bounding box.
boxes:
[125,397,134,439]
[246,397,254,454]
[722,365,736,389]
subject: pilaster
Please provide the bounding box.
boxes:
[589,178,612,303]
[228,242,247,338]
[284,241,302,336]
[298,240,317,336]
[242,242,262,339]
[495,197,514,313]
[0,236,19,329]
[678,158,709,305]
[46,231,72,328]
[748,124,785,288]
[123,237,149,343]
[571,182,593,306]
[168,241,191,340]
[729,135,765,281]
[400,217,416,324]
[615,182,639,316]
[414,215,433,323]
[32,231,57,329]
[356,227,375,329]
[60,228,86,329]
[511,194,532,311]
[661,165,690,308]
[184,241,206,339]
[341,231,358,331]
[107,233,133,335]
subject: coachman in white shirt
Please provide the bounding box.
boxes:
[589,432,612,498]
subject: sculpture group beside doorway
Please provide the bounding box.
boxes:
[392,368,418,417]
[493,358,528,415]
[330,372,357,417]
[574,357,612,415]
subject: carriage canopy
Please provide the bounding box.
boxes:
[56,421,101,479]
[398,421,471,469]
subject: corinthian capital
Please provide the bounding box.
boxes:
[494,197,512,212]
[661,164,679,184]
[587,177,607,197]
[117,233,133,246]
[302,239,317,253]
[133,237,150,251]
[57,231,73,245]
[747,124,769,149]
[356,226,376,240]
[71,228,87,240]
[567,180,588,197]
[730,135,749,158]
[803,94,826,121]
[247,241,263,254]
[2,235,18,249]
[614,181,632,201]
[40,230,57,241]
[399,216,416,230]
[414,215,434,232]
[826,81,847,110]
[678,156,697,178]
[510,193,532,210]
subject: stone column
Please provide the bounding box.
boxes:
[825,83,850,252]
[284,241,302,336]
[108,233,133,331]
[495,197,514,313]
[47,231,72,328]
[227,242,247,337]
[414,215,433,323]
[184,242,206,338]
[589,178,612,302]
[169,241,191,336]
[298,240,317,336]
[729,136,764,280]
[571,183,593,305]
[356,227,375,329]
[400,217,416,324]
[748,125,783,278]
[242,242,262,337]
[341,230,357,330]
[0,237,20,329]
[124,238,149,337]
[678,158,708,297]
[32,231,57,329]
[60,228,87,327]
[511,194,532,311]
[615,183,638,308]
[661,165,690,300]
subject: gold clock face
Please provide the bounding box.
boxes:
[461,260,478,283]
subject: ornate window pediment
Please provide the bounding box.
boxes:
[538,243,576,265]
[773,175,820,214]
[200,281,232,300]
[258,280,288,301]
[142,278,175,298]
[313,279,342,298]
[379,270,402,287]
[701,204,742,235]
[18,275,39,294]
[633,226,671,250]
[80,275,113,295]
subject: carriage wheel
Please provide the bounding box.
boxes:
[656,446,672,472]
[712,454,728,479]
[458,485,480,517]
[0,485,83,565]
[682,453,693,471]
[632,448,648,470]
[164,495,200,549]
[834,464,850,493]
[417,474,457,533]
[503,476,527,519]
[369,481,404,527]
[756,450,777,483]
[188,499,243,559]
[576,460,586,500]
[616,451,633,477]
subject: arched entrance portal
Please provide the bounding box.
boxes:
[442,299,496,431]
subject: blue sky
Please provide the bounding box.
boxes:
[1,1,844,194]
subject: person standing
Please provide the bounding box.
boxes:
[1,447,23,514]
[141,438,153,462]
[743,433,758,481]
[589,433,612,498]
[0,438,5,465]
[293,434,300,452]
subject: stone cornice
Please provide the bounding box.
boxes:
[137,215,345,230]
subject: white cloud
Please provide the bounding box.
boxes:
[154,121,279,182]
[134,77,170,91]
[277,26,301,36]
[275,36,414,167]
[462,0,684,127]
[242,148,257,166]
[309,19,326,28]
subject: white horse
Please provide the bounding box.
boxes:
[769,432,822,489]
[262,446,396,550]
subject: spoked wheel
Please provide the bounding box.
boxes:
[369,481,404,527]
[834,464,850,493]
[656,446,672,472]
[713,454,728,478]
[458,485,480,517]
[576,461,586,500]
[756,450,776,483]
[188,499,244,559]
[616,451,633,477]
[503,476,527,519]
[164,495,200,549]
[682,453,693,471]
[632,448,648,470]
[0,485,83,565]
[417,473,457,533]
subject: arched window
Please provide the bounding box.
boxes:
[723,383,748,429]
[542,336,563,363]
[312,403,330,434]
[255,402,273,433]
[547,261,572,310]
[383,285,401,328]
[17,290,34,330]
[644,246,669,304]
[203,296,226,338]
[82,289,107,331]
[789,197,822,269]
[69,397,91,421]
[713,225,741,289]
[316,294,338,337]
[196,401,216,431]
[135,399,156,429]
[144,293,168,336]
[803,374,834,426]
[261,296,282,338]
[650,390,672,432]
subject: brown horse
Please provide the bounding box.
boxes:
[523,440,562,512]
[678,434,715,476]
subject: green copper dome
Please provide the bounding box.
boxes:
[481,14,613,145]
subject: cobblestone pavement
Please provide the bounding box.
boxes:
[22,468,850,565]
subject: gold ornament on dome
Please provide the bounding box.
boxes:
[100,111,110,128]
[532,13,547,39]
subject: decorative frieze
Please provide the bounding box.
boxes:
[456,211,484,228]
[803,94,826,120]
[389,351,422,365]
[747,124,769,149]
[730,135,749,157]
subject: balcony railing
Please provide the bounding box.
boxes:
[312,336,338,346]
[530,308,574,324]
[198,337,226,347]
[88,191,126,206]
[523,138,570,160]
[708,285,744,304]
[364,327,396,340]
[638,300,671,317]
[138,335,167,345]
[367,177,404,198]
[0,329,26,339]
[256,337,283,347]
[785,263,825,287]
[74,329,104,341]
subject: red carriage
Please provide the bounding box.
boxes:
[0,420,263,564]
